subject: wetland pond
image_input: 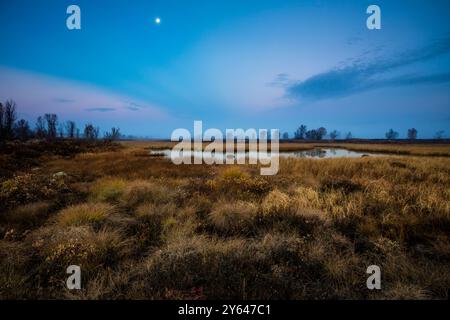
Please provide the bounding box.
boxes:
[149,148,388,161]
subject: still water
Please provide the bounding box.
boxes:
[149,148,386,161]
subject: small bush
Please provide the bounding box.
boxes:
[0,173,68,209]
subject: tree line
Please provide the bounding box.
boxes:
[0,100,121,143]
[282,125,446,141]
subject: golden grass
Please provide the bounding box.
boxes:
[1,140,449,299]
[208,200,258,234]
[57,203,115,226]
[315,143,450,156]
[3,202,51,227]
[120,140,450,156]
[261,189,291,216]
[90,177,127,202]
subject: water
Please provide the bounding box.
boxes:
[149,148,385,161]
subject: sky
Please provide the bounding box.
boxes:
[0,0,449,138]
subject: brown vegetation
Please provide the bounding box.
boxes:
[0,141,449,299]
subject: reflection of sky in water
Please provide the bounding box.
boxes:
[150,148,386,160]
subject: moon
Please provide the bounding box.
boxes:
[155,17,161,24]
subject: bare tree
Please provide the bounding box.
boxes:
[305,129,316,140]
[3,100,17,139]
[345,132,353,140]
[0,102,4,141]
[44,114,58,140]
[434,130,445,140]
[104,127,121,142]
[294,125,307,139]
[35,116,47,139]
[58,123,65,138]
[93,126,100,140]
[84,124,100,140]
[385,129,399,140]
[329,130,340,140]
[282,132,289,140]
[14,119,31,140]
[317,127,327,139]
[305,127,327,140]
[65,121,76,138]
[407,128,418,140]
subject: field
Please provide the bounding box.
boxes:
[0,140,449,299]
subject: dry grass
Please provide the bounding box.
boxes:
[315,143,450,156]
[0,140,449,299]
[2,202,51,228]
[57,203,115,226]
[121,140,450,155]
[261,189,292,217]
[90,178,128,202]
[208,200,258,234]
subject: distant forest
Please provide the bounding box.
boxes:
[0,99,447,142]
[0,100,121,143]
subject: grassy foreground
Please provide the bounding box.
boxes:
[0,141,449,299]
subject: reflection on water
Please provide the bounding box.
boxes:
[149,148,385,160]
[284,148,383,158]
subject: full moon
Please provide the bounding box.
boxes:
[155,17,161,24]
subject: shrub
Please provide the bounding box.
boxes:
[0,173,68,209]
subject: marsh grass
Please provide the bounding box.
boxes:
[2,202,51,229]
[0,141,449,299]
[57,203,115,226]
[208,200,259,235]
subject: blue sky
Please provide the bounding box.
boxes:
[1,0,449,138]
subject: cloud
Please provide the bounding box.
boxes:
[126,106,140,111]
[346,36,363,46]
[85,107,116,112]
[125,102,144,111]
[53,98,75,103]
[286,34,450,102]
[267,73,291,87]
[0,67,168,122]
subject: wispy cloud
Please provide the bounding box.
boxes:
[0,67,168,121]
[125,102,144,111]
[53,98,75,103]
[267,73,291,88]
[284,34,450,102]
[85,107,116,112]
